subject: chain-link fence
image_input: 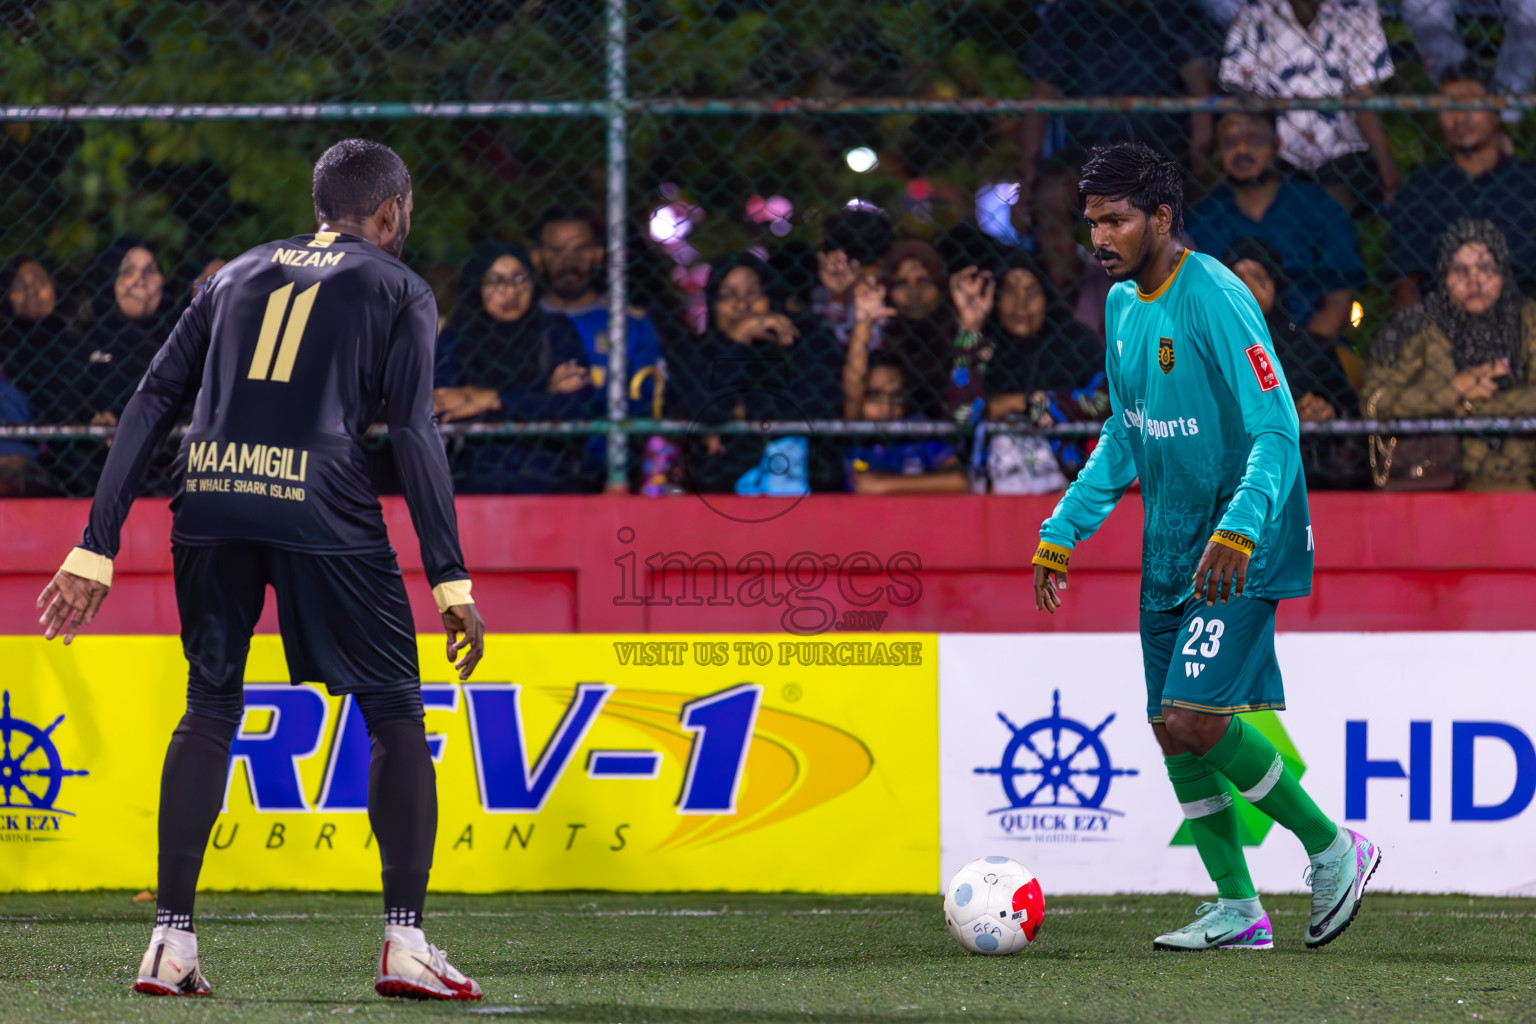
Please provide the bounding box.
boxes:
[4,1,1536,498]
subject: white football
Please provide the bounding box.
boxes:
[943,855,1044,955]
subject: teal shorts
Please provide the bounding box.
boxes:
[1140,595,1285,723]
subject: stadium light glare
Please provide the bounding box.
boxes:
[1351,301,1364,329]
[845,147,878,173]
[649,204,690,244]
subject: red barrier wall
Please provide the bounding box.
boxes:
[3,492,1534,634]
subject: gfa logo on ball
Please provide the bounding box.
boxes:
[973,690,1138,843]
[0,691,90,841]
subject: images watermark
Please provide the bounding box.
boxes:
[612,527,922,636]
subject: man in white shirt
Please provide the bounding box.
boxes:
[1220,0,1402,213]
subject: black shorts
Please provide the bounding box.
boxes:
[172,543,419,722]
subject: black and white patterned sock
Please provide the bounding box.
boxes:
[385,907,421,928]
[155,908,194,932]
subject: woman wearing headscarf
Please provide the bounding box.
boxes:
[71,237,177,426]
[666,253,834,493]
[1365,219,1536,490]
[432,239,601,493]
[980,248,1108,485]
[983,249,1105,420]
[38,238,179,495]
[873,239,954,421]
[1222,237,1366,489]
[0,254,76,423]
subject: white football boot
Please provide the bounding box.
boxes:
[375,925,482,1001]
[133,925,211,996]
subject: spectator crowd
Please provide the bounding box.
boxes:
[4,1,1536,496]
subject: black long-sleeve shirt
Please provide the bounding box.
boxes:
[77,231,470,594]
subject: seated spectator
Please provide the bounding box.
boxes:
[433,240,601,494]
[1404,0,1536,98]
[982,250,1109,480]
[532,205,662,412]
[534,206,666,488]
[810,207,893,345]
[1387,61,1536,308]
[1220,0,1400,214]
[1186,110,1363,338]
[1223,237,1367,489]
[667,254,836,494]
[872,240,953,421]
[845,353,968,495]
[0,254,75,421]
[1019,0,1215,298]
[1365,219,1536,491]
[67,238,175,428]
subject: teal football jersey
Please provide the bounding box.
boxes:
[1038,250,1313,610]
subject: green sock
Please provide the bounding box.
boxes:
[1164,753,1255,901]
[1200,717,1339,857]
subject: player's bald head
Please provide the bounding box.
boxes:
[312,139,412,222]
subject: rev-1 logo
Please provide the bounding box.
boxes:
[973,690,1138,844]
[0,691,90,842]
[223,682,761,815]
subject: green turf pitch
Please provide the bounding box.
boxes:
[4,892,1535,1023]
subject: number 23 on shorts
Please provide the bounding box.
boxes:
[1182,616,1224,660]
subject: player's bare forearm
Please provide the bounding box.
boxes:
[36,570,110,645]
[1191,539,1249,607]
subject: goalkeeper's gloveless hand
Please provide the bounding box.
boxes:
[442,603,486,681]
[37,569,110,645]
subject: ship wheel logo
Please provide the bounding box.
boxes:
[0,691,90,814]
[974,689,1137,811]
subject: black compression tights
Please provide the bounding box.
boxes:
[156,689,436,931]
[367,717,437,928]
[156,713,238,931]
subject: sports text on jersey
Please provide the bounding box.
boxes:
[1123,408,1200,439]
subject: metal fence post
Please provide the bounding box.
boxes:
[604,0,630,492]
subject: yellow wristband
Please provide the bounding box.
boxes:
[432,579,474,613]
[1210,530,1256,556]
[1032,541,1072,573]
[61,547,113,586]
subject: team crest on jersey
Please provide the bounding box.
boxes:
[1158,336,1174,374]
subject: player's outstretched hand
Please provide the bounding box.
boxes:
[443,603,486,681]
[37,570,110,645]
[1033,564,1066,614]
[1192,541,1248,607]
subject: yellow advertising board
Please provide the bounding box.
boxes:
[1,634,938,892]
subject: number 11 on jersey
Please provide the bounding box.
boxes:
[249,282,320,382]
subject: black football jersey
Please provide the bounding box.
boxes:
[80,231,468,589]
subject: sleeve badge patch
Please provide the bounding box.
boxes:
[1245,344,1280,391]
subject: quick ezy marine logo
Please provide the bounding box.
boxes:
[0,691,90,840]
[973,689,1138,843]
